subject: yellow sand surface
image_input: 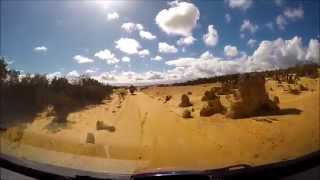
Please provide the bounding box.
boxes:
[1,78,319,174]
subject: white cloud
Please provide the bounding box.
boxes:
[226,0,253,10]
[274,0,285,7]
[121,22,144,33]
[115,38,142,54]
[139,30,157,40]
[138,49,150,57]
[73,55,94,64]
[85,69,96,74]
[276,7,304,30]
[224,45,239,57]
[165,36,319,81]
[151,55,163,61]
[121,56,131,62]
[159,42,178,53]
[247,38,257,48]
[177,35,196,46]
[284,7,304,20]
[265,22,274,30]
[203,25,219,46]
[46,72,61,80]
[276,15,287,30]
[155,1,200,36]
[225,13,231,23]
[200,51,214,59]
[34,46,47,53]
[306,39,320,62]
[107,12,119,21]
[240,19,258,34]
[94,49,119,64]
[87,37,319,85]
[67,70,80,78]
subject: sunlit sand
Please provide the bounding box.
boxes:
[1,76,319,174]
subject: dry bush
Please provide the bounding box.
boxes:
[187,91,192,95]
[182,109,192,118]
[179,94,192,107]
[227,74,280,119]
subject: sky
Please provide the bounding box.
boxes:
[1,0,319,85]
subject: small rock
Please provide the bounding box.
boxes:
[86,132,95,144]
[182,109,192,118]
[179,94,192,107]
[96,121,116,132]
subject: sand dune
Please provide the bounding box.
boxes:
[1,78,319,174]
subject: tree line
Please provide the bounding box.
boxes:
[0,58,113,124]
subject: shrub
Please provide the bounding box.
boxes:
[0,58,113,124]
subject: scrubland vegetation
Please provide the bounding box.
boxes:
[0,58,113,124]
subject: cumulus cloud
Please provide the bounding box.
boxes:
[34,46,47,53]
[200,51,214,59]
[115,38,142,54]
[247,38,257,48]
[94,49,119,64]
[85,69,96,74]
[225,13,231,23]
[86,36,318,86]
[265,22,274,30]
[224,45,239,57]
[151,55,163,61]
[276,7,304,30]
[240,19,258,34]
[139,30,157,40]
[203,25,219,46]
[276,15,287,30]
[67,70,80,78]
[138,49,150,57]
[306,39,320,62]
[121,22,144,33]
[73,55,94,64]
[121,56,131,62]
[46,72,61,80]
[274,0,285,7]
[284,7,304,20]
[165,36,319,81]
[155,1,200,36]
[159,42,178,53]
[107,12,119,21]
[226,0,253,10]
[177,35,196,46]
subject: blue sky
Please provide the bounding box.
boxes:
[1,0,319,84]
